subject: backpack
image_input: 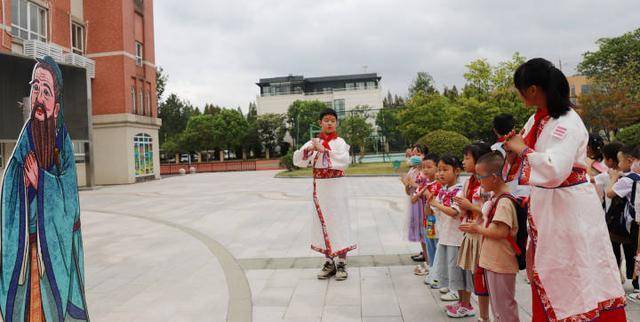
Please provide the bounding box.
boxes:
[487,194,528,270]
[607,173,640,244]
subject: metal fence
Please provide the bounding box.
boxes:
[160,159,283,175]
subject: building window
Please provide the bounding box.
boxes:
[146,90,151,116]
[356,82,365,90]
[345,83,355,90]
[570,85,576,97]
[581,85,591,94]
[324,101,333,109]
[333,99,345,119]
[72,141,85,163]
[131,86,137,114]
[134,133,153,177]
[366,81,376,89]
[11,0,48,41]
[139,89,144,115]
[71,22,85,55]
[135,41,143,66]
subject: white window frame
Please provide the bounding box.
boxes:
[134,133,154,177]
[71,22,85,55]
[11,0,48,41]
[131,86,137,114]
[135,41,143,66]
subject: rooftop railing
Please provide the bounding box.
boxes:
[260,85,379,97]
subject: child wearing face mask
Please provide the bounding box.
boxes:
[607,144,640,300]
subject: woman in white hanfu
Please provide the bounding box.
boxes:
[293,108,354,281]
[505,58,626,322]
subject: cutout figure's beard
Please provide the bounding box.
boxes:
[30,106,57,171]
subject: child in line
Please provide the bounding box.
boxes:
[490,113,515,157]
[607,144,640,299]
[405,155,427,270]
[587,134,608,178]
[454,143,492,321]
[413,153,442,276]
[595,142,623,211]
[426,155,475,318]
[460,151,521,322]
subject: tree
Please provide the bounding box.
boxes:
[408,72,438,98]
[376,107,404,151]
[286,100,326,147]
[256,113,287,158]
[213,109,250,158]
[577,28,640,133]
[416,130,471,159]
[203,103,222,116]
[156,66,168,103]
[443,86,459,100]
[338,113,372,162]
[158,93,198,145]
[243,102,262,158]
[578,28,640,99]
[179,114,217,153]
[398,93,452,143]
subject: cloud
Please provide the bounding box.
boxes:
[154,0,639,111]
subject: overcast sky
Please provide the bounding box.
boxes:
[154,0,639,111]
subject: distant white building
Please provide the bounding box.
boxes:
[255,73,383,121]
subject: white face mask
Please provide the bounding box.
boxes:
[632,160,640,173]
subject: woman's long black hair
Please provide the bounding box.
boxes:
[514,58,572,118]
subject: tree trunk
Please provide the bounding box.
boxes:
[266,149,270,160]
[219,150,225,162]
[197,152,202,163]
[242,149,247,160]
[175,153,179,164]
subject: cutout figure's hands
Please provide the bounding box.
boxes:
[24,152,39,189]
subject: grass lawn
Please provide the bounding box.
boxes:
[276,162,410,177]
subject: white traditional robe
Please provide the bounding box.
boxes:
[293,138,355,257]
[521,109,625,321]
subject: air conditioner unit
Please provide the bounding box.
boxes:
[63,53,96,78]
[22,40,64,63]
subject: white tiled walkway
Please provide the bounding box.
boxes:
[79,171,640,321]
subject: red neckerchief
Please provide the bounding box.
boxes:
[464,176,480,220]
[319,132,338,150]
[523,107,550,150]
[497,136,507,143]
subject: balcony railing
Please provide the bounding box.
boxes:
[260,85,379,97]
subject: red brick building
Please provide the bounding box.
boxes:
[0,0,161,185]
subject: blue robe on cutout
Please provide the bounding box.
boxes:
[0,122,88,321]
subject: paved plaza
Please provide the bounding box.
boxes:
[80,171,640,321]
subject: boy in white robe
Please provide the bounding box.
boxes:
[293,108,354,281]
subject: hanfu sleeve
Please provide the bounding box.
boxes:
[523,120,585,188]
[329,138,350,171]
[293,141,315,168]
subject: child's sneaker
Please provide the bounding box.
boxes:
[438,287,450,294]
[440,291,459,302]
[414,263,429,276]
[317,261,336,280]
[335,262,348,281]
[446,302,476,318]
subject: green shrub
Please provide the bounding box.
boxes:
[417,130,471,159]
[280,150,296,171]
[616,123,640,147]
